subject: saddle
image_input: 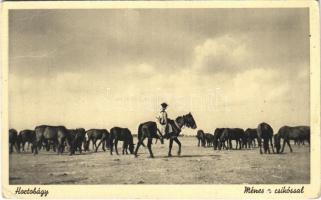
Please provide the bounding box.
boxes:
[164,119,180,139]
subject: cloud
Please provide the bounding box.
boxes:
[8,9,310,133]
[192,36,250,74]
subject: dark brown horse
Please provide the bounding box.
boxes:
[69,128,86,155]
[18,129,36,152]
[134,112,197,158]
[196,130,206,147]
[109,127,135,155]
[213,128,225,150]
[34,125,72,155]
[219,128,244,150]
[9,129,20,153]
[84,129,110,152]
[274,126,310,153]
[204,133,214,147]
[244,128,258,148]
[257,122,274,154]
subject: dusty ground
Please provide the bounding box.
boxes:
[9,137,310,184]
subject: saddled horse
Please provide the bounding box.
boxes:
[257,122,274,154]
[134,112,197,158]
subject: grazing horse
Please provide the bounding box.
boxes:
[274,126,310,153]
[257,122,274,154]
[134,112,197,158]
[196,130,206,147]
[18,129,36,152]
[213,128,226,150]
[204,133,214,147]
[242,130,250,149]
[9,129,20,153]
[220,128,244,150]
[69,128,86,155]
[244,128,258,148]
[34,125,72,155]
[109,127,135,155]
[84,129,110,152]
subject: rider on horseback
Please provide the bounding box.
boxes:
[157,102,173,139]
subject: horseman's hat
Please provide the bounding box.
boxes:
[161,102,168,108]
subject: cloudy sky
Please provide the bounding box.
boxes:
[9,8,310,134]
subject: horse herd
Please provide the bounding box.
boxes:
[9,115,310,158]
[9,112,197,158]
[197,122,310,154]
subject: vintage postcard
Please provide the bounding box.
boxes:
[1,1,320,199]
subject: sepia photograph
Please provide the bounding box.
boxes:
[2,1,320,199]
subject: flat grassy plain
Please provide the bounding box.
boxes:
[9,137,310,184]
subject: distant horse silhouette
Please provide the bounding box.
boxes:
[134,112,197,158]
[196,130,206,147]
[9,129,20,153]
[257,122,274,154]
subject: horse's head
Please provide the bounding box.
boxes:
[129,143,135,154]
[183,112,197,129]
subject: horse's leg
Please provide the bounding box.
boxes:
[91,139,95,151]
[168,138,173,157]
[174,137,181,156]
[134,136,145,157]
[258,138,262,154]
[125,142,129,155]
[281,139,286,153]
[60,139,65,154]
[266,139,271,154]
[93,139,98,152]
[147,138,154,158]
[110,138,114,155]
[115,139,119,155]
[14,142,20,153]
[95,140,102,152]
[270,137,275,153]
[198,139,200,147]
[53,142,56,152]
[22,141,25,152]
[9,143,13,154]
[122,141,126,155]
[287,140,293,152]
[55,140,60,154]
[102,139,106,151]
[229,139,232,150]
